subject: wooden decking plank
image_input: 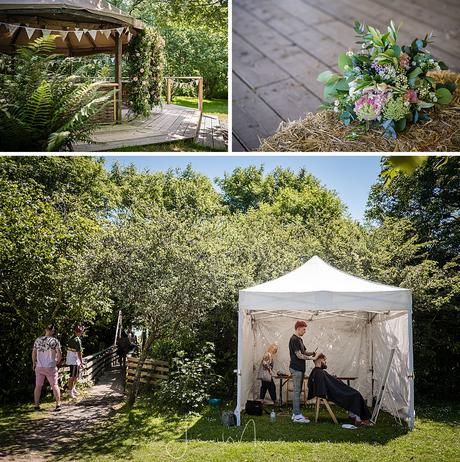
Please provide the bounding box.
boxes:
[371,0,460,32]
[232,135,246,152]
[232,74,283,151]
[73,104,202,151]
[336,0,459,60]
[233,33,290,90]
[257,78,322,121]
[234,3,334,100]
[304,0,459,69]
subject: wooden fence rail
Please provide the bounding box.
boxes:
[59,345,118,384]
[126,356,169,386]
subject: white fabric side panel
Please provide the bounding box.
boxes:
[242,314,371,406]
[239,290,411,311]
[372,311,410,420]
[239,309,254,411]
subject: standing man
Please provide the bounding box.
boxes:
[289,320,318,423]
[66,325,85,399]
[32,324,62,411]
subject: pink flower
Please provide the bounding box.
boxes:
[405,89,417,103]
[354,91,388,121]
[399,53,411,70]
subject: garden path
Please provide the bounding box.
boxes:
[0,367,124,461]
[233,0,460,151]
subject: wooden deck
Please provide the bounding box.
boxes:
[196,115,228,150]
[75,104,201,152]
[232,0,460,151]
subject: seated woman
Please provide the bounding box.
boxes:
[307,353,371,426]
[257,343,278,404]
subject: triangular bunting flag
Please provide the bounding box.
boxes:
[74,30,83,41]
[42,29,51,36]
[88,30,97,41]
[25,27,35,39]
[7,24,19,35]
[102,29,112,39]
[83,28,88,33]
[60,31,69,40]
[116,27,124,35]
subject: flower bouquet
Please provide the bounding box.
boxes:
[317,21,456,138]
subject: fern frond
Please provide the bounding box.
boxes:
[22,80,52,128]
[46,130,71,152]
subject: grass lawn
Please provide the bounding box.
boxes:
[171,96,228,123]
[107,139,223,152]
[2,399,458,461]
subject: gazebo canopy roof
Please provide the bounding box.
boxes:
[239,255,412,311]
[0,0,145,55]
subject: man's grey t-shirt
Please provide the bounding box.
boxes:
[34,336,61,368]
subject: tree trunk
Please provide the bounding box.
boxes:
[127,330,156,406]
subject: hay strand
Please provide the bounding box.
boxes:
[258,71,460,152]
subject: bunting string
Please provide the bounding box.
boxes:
[0,21,129,42]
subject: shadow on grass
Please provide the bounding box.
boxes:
[183,405,408,445]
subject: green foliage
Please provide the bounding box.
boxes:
[366,157,460,398]
[0,157,114,401]
[160,27,228,98]
[0,36,114,151]
[1,157,458,406]
[126,27,165,116]
[156,342,222,413]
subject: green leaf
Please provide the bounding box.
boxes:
[324,83,339,100]
[317,70,340,85]
[392,45,401,58]
[335,79,349,91]
[338,53,352,72]
[408,67,423,80]
[395,117,407,132]
[435,88,453,105]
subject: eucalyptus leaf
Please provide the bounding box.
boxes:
[435,87,453,105]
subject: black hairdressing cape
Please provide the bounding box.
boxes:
[307,367,371,420]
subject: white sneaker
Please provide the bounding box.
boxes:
[292,414,310,424]
[70,389,77,399]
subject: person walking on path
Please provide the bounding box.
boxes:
[66,325,85,399]
[116,330,132,372]
[32,324,62,411]
[289,320,318,424]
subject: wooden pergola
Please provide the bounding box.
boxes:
[0,0,145,122]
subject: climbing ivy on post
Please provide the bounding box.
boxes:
[126,26,165,116]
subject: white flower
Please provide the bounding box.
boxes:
[133,76,138,82]
[140,68,144,73]
[348,80,358,97]
[136,52,140,57]
[433,96,438,102]
[346,50,354,57]
[361,43,367,49]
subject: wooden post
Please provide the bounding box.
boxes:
[114,31,123,123]
[198,77,204,112]
[166,78,172,104]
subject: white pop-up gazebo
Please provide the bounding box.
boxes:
[235,256,415,429]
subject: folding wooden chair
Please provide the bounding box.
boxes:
[314,397,338,424]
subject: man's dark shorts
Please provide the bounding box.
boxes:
[69,365,80,378]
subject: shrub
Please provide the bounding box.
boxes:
[155,342,222,413]
[0,35,114,151]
